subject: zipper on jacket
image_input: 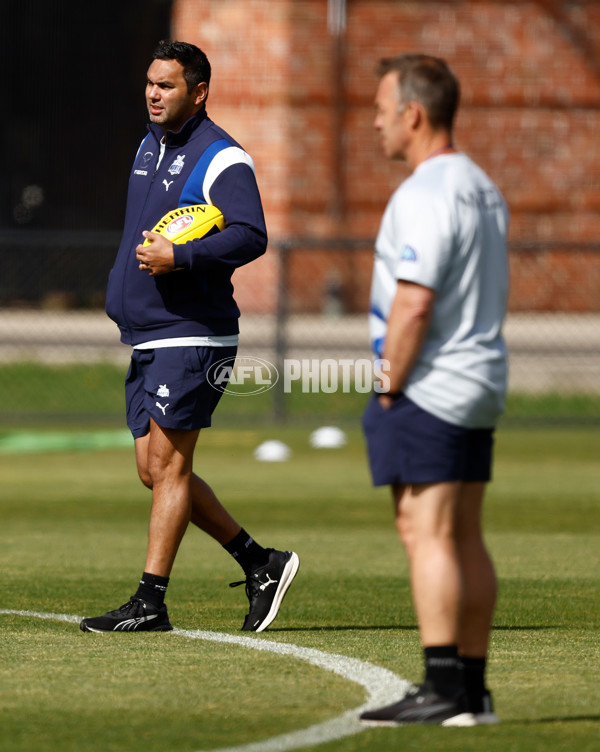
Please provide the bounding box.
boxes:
[119,130,163,339]
[152,138,166,180]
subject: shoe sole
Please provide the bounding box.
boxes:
[442,712,478,727]
[80,622,173,633]
[361,711,482,727]
[254,552,300,633]
[443,712,500,726]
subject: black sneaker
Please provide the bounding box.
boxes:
[468,690,500,725]
[230,549,299,632]
[359,683,474,726]
[80,597,173,633]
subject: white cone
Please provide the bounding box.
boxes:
[254,440,292,462]
[309,426,347,449]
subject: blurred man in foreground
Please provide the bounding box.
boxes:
[361,54,508,726]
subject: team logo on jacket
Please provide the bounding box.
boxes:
[134,151,154,177]
[168,154,186,175]
[157,384,170,398]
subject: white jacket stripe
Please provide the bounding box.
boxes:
[203,146,255,206]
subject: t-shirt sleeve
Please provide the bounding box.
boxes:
[391,188,453,291]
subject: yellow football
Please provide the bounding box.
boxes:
[142,204,225,246]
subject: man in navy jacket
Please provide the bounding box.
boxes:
[81,41,299,634]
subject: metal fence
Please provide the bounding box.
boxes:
[268,239,600,424]
[0,231,599,426]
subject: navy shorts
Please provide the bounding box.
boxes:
[125,346,237,439]
[362,393,494,486]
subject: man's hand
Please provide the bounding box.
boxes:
[136,231,175,276]
[377,393,396,410]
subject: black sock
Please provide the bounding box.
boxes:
[135,571,169,608]
[223,528,270,575]
[460,656,487,707]
[424,645,462,697]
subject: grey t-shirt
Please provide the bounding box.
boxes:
[369,153,509,428]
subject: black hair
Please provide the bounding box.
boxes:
[376,54,460,131]
[152,40,211,93]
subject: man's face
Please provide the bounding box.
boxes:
[374,71,410,161]
[145,58,207,133]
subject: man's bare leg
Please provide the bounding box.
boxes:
[394,481,463,647]
[455,482,497,656]
[142,421,200,576]
[135,425,242,551]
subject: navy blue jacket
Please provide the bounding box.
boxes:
[105,108,267,345]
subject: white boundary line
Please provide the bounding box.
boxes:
[0,609,411,752]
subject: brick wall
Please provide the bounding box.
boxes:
[172,0,600,312]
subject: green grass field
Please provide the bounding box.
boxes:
[2,362,600,426]
[1,424,599,752]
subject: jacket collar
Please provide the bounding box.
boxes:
[148,107,210,147]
